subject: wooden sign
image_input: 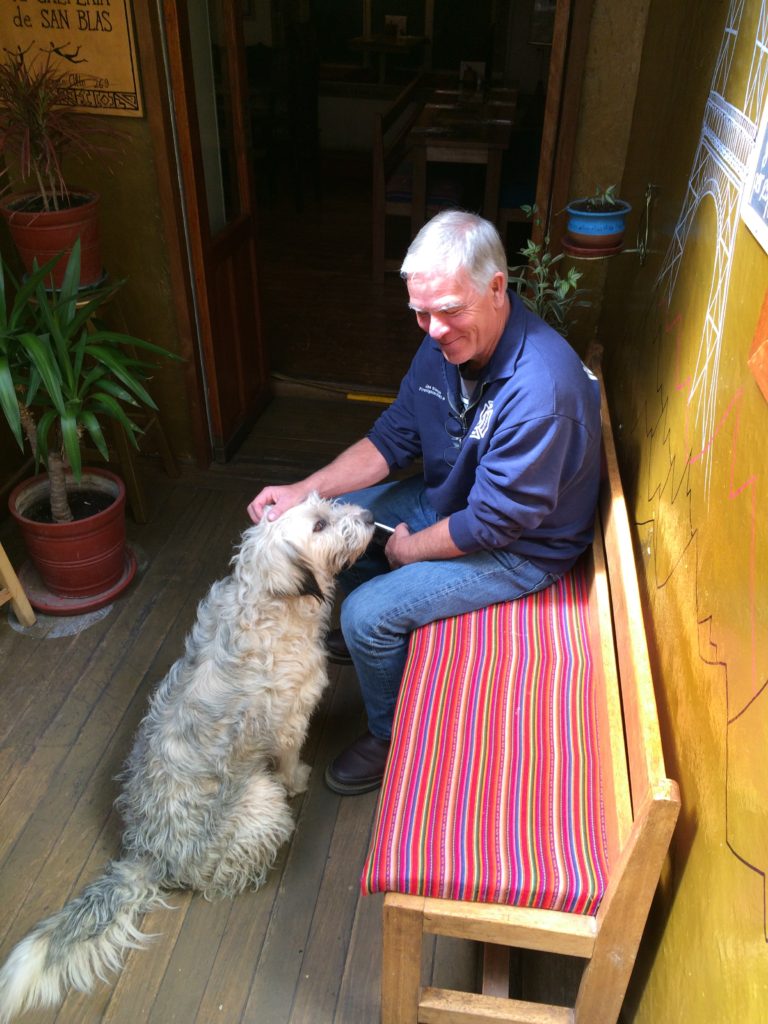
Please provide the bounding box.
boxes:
[2,0,143,116]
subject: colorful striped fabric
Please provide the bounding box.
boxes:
[361,565,610,916]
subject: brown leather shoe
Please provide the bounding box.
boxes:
[325,627,352,665]
[324,731,391,795]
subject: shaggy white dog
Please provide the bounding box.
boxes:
[0,493,374,1022]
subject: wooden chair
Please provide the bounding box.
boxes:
[0,542,35,627]
[498,201,530,258]
[497,126,541,253]
[371,77,425,280]
[371,78,464,280]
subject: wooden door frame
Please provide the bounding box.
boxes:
[162,0,269,461]
[132,0,270,467]
[535,0,595,248]
[132,0,211,467]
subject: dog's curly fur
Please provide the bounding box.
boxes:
[0,494,374,1022]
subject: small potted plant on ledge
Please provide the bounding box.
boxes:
[562,185,632,255]
[0,45,119,289]
[508,204,590,336]
[0,242,179,614]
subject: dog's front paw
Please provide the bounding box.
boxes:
[281,761,311,797]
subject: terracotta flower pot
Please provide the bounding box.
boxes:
[8,468,135,610]
[0,190,103,289]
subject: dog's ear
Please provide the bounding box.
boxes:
[268,542,326,602]
[294,562,325,602]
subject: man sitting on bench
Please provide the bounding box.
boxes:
[246,210,602,796]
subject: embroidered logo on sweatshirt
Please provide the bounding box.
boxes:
[418,384,445,400]
[470,400,494,439]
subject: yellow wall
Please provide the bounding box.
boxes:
[594,0,768,1019]
[72,115,198,462]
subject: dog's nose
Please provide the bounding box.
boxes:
[363,510,375,525]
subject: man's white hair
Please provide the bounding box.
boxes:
[400,210,509,292]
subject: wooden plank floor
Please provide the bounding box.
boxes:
[257,153,418,396]
[0,396,482,1024]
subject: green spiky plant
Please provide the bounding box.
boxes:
[0,241,180,523]
[507,205,590,336]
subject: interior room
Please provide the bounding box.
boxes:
[248,0,551,393]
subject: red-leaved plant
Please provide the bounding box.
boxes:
[0,44,119,212]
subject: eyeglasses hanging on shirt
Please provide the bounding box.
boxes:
[443,370,483,466]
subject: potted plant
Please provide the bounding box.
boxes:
[508,205,590,336]
[0,241,179,613]
[563,185,632,254]
[0,45,118,289]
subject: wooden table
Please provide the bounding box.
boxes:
[349,34,427,83]
[407,94,516,234]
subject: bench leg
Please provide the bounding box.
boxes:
[482,943,511,997]
[574,790,680,1024]
[382,894,425,1024]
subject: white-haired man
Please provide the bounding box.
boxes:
[248,210,601,795]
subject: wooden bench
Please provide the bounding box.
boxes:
[371,78,462,280]
[362,354,680,1023]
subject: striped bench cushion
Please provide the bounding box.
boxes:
[361,564,610,916]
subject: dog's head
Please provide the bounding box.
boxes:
[235,493,374,602]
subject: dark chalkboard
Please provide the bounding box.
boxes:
[742,103,768,253]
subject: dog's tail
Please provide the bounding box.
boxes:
[0,857,164,1023]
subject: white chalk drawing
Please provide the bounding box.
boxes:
[649,0,768,939]
[657,0,768,495]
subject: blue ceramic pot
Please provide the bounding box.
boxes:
[565,198,631,249]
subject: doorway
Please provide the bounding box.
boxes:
[194,1,592,396]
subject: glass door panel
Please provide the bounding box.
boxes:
[188,0,241,233]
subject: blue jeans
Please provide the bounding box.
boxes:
[338,476,559,740]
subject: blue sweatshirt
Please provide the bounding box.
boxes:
[367,292,601,574]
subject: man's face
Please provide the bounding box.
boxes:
[406,269,508,371]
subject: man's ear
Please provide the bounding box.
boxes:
[490,271,507,306]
